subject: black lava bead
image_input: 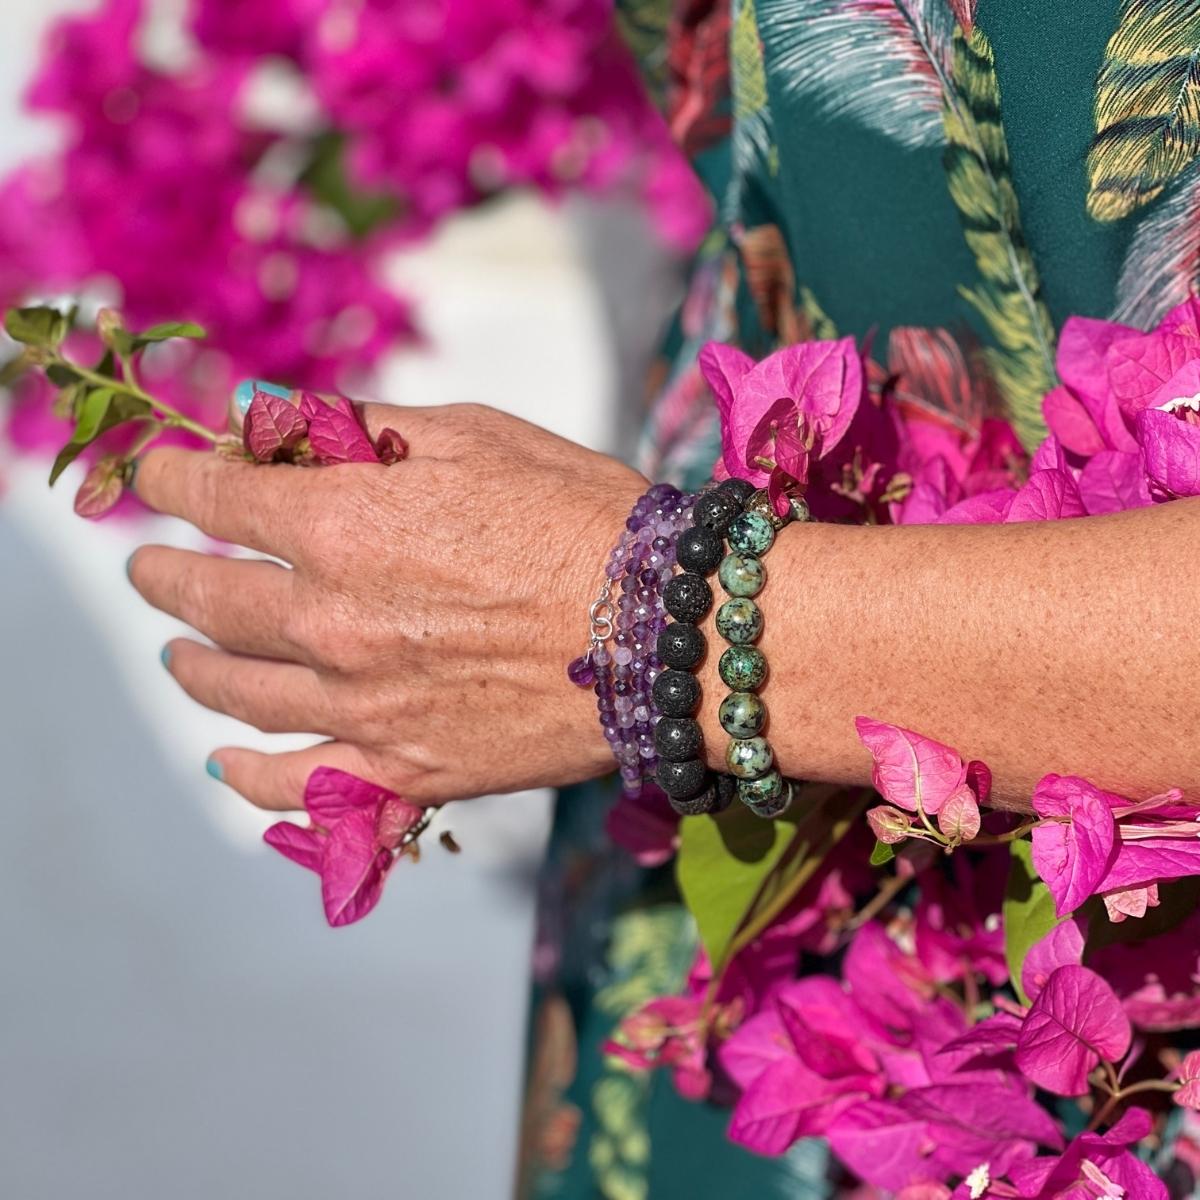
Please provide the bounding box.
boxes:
[652,668,701,717]
[656,757,708,799]
[654,717,703,762]
[656,623,705,670]
[669,782,720,817]
[676,525,724,575]
[715,772,738,813]
[663,572,713,622]
[694,488,741,536]
[719,478,756,505]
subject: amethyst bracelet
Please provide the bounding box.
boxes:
[568,483,697,795]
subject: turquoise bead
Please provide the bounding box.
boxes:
[718,552,765,598]
[719,645,767,690]
[716,597,762,645]
[743,776,793,818]
[726,736,773,779]
[738,768,784,805]
[719,691,766,739]
[728,510,775,556]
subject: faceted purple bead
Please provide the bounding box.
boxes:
[567,654,595,687]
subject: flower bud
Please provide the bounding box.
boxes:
[867,804,911,845]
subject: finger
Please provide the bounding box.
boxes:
[165,639,336,735]
[129,546,303,661]
[132,448,329,559]
[205,741,381,813]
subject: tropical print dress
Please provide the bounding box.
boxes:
[520,2,1200,1196]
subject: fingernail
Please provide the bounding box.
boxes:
[206,758,224,782]
[125,552,136,582]
[234,379,291,414]
[160,645,172,670]
[125,457,141,493]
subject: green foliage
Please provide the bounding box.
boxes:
[1002,838,1062,1006]
[870,840,896,866]
[942,26,1057,452]
[48,387,150,485]
[301,133,400,240]
[676,786,863,974]
[4,305,70,350]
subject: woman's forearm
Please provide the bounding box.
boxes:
[694,498,1200,809]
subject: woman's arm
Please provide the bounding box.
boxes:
[127,399,1200,812]
[695,496,1200,809]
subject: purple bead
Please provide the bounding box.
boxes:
[567,654,595,687]
[614,646,634,666]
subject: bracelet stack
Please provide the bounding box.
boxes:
[655,478,809,819]
[568,483,697,797]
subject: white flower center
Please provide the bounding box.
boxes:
[1158,392,1200,414]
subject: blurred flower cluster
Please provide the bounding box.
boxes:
[1,0,709,459]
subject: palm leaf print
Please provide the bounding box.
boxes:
[727,0,777,220]
[757,0,956,150]
[942,25,1057,449]
[948,0,976,32]
[1112,161,1200,327]
[1086,0,1200,222]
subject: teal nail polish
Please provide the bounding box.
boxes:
[160,645,172,670]
[125,552,136,582]
[234,378,291,414]
[206,758,224,782]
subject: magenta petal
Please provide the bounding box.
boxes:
[726,1058,811,1155]
[1137,407,1200,498]
[718,1008,793,1091]
[1042,385,1106,457]
[304,766,393,825]
[1078,449,1152,514]
[263,821,324,873]
[777,977,879,1078]
[825,1100,931,1191]
[854,717,968,815]
[698,340,755,423]
[1021,917,1085,1003]
[937,786,981,842]
[1107,330,1197,419]
[1015,966,1131,1096]
[1006,468,1086,522]
[320,808,394,927]
[1096,837,1200,893]
[776,336,863,456]
[303,394,380,464]
[1031,775,1117,916]
[938,488,1014,524]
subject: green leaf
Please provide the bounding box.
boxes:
[676,786,865,973]
[46,362,82,387]
[677,805,800,971]
[4,306,69,349]
[48,388,151,486]
[870,840,896,866]
[131,321,206,349]
[1002,838,1062,1006]
[0,352,30,388]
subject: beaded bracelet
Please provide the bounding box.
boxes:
[569,483,698,796]
[654,478,808,818]
[715,488,808,816]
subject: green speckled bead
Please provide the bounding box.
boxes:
[718,552,765,598]
[789,495,811,523]
[744,777,793,818]
[716,597,762,645]
[737,768,783,806]
[719,690,766,739]
[728,510,775,556]
[719,644,767,690]
[726,736,773,779]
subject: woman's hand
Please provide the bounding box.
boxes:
[127,400,648,810]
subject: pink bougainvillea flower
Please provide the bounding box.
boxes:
[1002,1107,1166,1200]
[1014,965,1131,1096]
[915,854,1007,987]
[1076,448,1152,515]
[264,766,424,927]
[1020,918,1086,1004]
[1175,1051,1200,1111]
[297,392,381,464]
[1137,402,1200,499]
[1030,775,1118,916]
[605,993,713,1100]
[855,717,988,820]
[699,336,864,485]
